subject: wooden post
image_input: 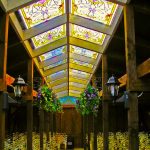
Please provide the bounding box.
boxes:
[26,58,33,150]
[124,5,139,150]
[40,109,44,150]
[40,78,44,150]
[45,112,49,141]
[102,54,110,150]
[0,12,9,150]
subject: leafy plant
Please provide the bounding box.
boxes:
[76,84,101,116]
[34,85,62,112]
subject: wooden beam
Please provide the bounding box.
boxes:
[0,13,9,150]
[26,58,33,150]
[69,14,111,35]
[69,37,103,53]
[39,53,67,69]
[137,58,150,78]
[32,37,67,57]
[23,14,67,40]
[69,63,93,74]
[43,63,67,77]
[118,58,150,90]
[105,0,127,5]
[102,54,110,150]
[5,0,39,13]
[124,5,139,150]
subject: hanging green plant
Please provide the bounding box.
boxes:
[34,85,63,113]
[76,84,101,116]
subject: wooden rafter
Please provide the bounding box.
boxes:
[23,14,67,40]
[1,0,39,13]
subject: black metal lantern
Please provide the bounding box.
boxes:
[13,75,27,98]
[106,75,120,97]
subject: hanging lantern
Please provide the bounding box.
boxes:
[13,75,27,98]
[106,75,120,97]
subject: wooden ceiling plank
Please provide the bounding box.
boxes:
[6,0,39,13]
[43,63,67,77]
[23,14,67,40]
[105,0,127,6]
[39,53,67,69]
[69,37,103,53]
[32,37,67,57]
[69,14,111,35]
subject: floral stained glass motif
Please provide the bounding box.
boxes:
[70,59,93,68]
[70,24,106,45]
[32,24,66,48]
[71,0,118,25]
[43,59,67,70]
[39,46,66,61]
[70,45,98,59]
[19,0,65,29]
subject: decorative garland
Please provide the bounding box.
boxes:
[76,84,101,116]
[35,85,62,112]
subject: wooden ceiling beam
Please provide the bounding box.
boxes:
[69,37,104,53]
[32,37,67,57]
[1,0,39,13]
[69,14,111,35]
[105,0,127,6]
[23,14,67,40]
[137,58,150,78]
[43,63,67,77]
[118,58,150,91]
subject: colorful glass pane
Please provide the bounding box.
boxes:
[69,69,90,78]
[19,0,65,29]
[70,45,98,59]
[71,0,117,25]
[47,69,66,80]
[39,46,66,61]
[43,59,67,70]
[70,24,106,45]
[60,96,77,105]
[32,24,66,48]
[70,59,93,68]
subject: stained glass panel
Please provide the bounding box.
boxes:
[69,90,81,94]
[19,0,65,29]
[69,69,90,79]
[70,24,106,45]
[43,59,67,70]
[60,96,77,105]
[32,24,66,48]
[71,0,117,25]
[47,69,67,80]
[70,59,93,68]
[70,45,98,59]
[39,46,66,61]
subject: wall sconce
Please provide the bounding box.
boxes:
[13,75,27,99]
[106,75,120,102]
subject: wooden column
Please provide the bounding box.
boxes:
[40,78,44,150]
[26,58,34,150]
[0,12,9,150]
[40,109,44,150]
[124,5,139,150]
[45,112,49,141]
[102,54,110,150]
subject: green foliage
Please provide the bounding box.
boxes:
[34,85,63,113]
[76,84,101,116]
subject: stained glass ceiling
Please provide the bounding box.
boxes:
[9,0,123,100]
